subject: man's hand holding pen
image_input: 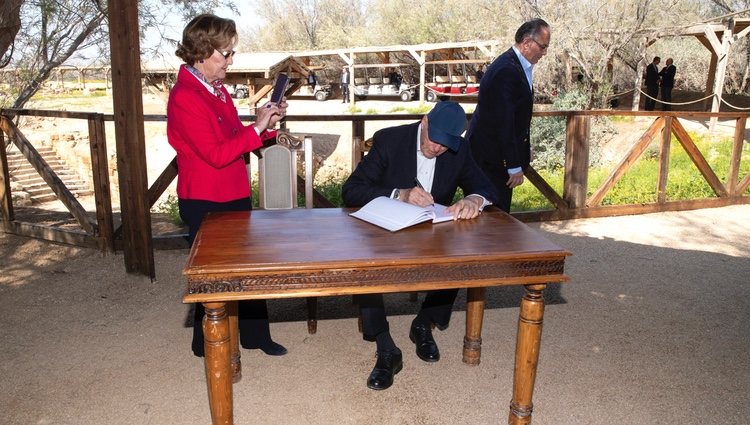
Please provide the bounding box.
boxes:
[403,178,434,207]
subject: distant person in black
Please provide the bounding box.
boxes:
[475,65,485,82]
[341,66,350,103]
[659,58,676,111]
[387,69,402,88]
[307,71,317,88]
[644,56,660,111]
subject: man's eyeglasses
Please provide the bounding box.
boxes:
[529,38,549,50]
[216,49,236,59]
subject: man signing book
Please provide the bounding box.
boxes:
[341,100,497,391]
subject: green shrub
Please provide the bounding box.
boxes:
[315,172,347,207]
[152,193,183,225]
[531,88,608,171]
[510,129,748,210]
[254,128,748,213]
[407,104,432,114]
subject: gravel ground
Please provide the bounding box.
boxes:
[1,204,749,425]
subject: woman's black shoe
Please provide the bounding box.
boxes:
[256,341,288,356]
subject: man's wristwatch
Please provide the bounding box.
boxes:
[393,189,400,200]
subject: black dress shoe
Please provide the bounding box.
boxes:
[367,350,403,390]
[243,340,288,356]
[409,322,440,362]
[259,341,288,356]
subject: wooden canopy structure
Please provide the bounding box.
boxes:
[142,52,314,106]
[292,40,499,102]
[140,40,501,104]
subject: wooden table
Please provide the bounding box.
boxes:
[183,208,570,425]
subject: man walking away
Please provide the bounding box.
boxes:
[466,18,551,213]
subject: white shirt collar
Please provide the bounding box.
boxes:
[415,124,436,193]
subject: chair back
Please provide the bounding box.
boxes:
[258,144,296,209]
[257,133,313,210]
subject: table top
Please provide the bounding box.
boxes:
[183,208,570,302]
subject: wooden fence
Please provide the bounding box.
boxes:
[2,108,749,257]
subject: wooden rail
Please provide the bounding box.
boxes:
[1,108,749,258]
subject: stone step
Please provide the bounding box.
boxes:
[25,187,55,196]
[13,169,84,180]
[11,169,77,180]
[8,144,93,205]
[6,146,64,155]
[9,165,77,178]
[8,171,71,182]
[22,179,89,189]
[30,193,58,203]
[7,158,68,169]
[24,191,90,200]
[24,184,92,194]
[18,178,91,190]
[11,176,44,185]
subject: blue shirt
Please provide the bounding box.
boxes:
[507,46,533,175]
[512,45,534,92]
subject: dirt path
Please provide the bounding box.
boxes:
[1,204,748,424]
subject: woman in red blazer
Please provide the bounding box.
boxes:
[167,14,287,357]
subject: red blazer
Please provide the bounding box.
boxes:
[167,65,275,202]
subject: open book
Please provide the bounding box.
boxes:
[349,196,454,232]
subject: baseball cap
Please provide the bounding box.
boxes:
[426,101,466,152]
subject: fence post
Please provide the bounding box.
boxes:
[0,121,15,223]
[108,0,154,278]
[728,116,746,196]
[351,136,362,171]
[352,118,365,145]
[656,116,673,204]
[87,113,115,253]
[563,114,590,209]
[351,118,365,171]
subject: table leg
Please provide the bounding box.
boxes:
[306,297,318,334]
[463,287,486,365]
[203,302,233,425]
[226,301,242,383]
[508,284,546,425]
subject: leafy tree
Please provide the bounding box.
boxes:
[532,0,688,108]
[369,0,515,45]
[244,0,370,50]
[2,0,237,109]
[0,0,24,68]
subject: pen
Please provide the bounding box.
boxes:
[414,178,434,206]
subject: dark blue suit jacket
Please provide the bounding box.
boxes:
[467,47,533,174]
[342,121,497,208]
[645,63,660,88]
[659,64,675,88]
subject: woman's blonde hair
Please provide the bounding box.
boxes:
[175,14,237,65]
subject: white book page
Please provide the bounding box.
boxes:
[428,203,454,223]
[350,196,434,231]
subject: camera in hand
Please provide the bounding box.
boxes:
[270,74,289,104]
